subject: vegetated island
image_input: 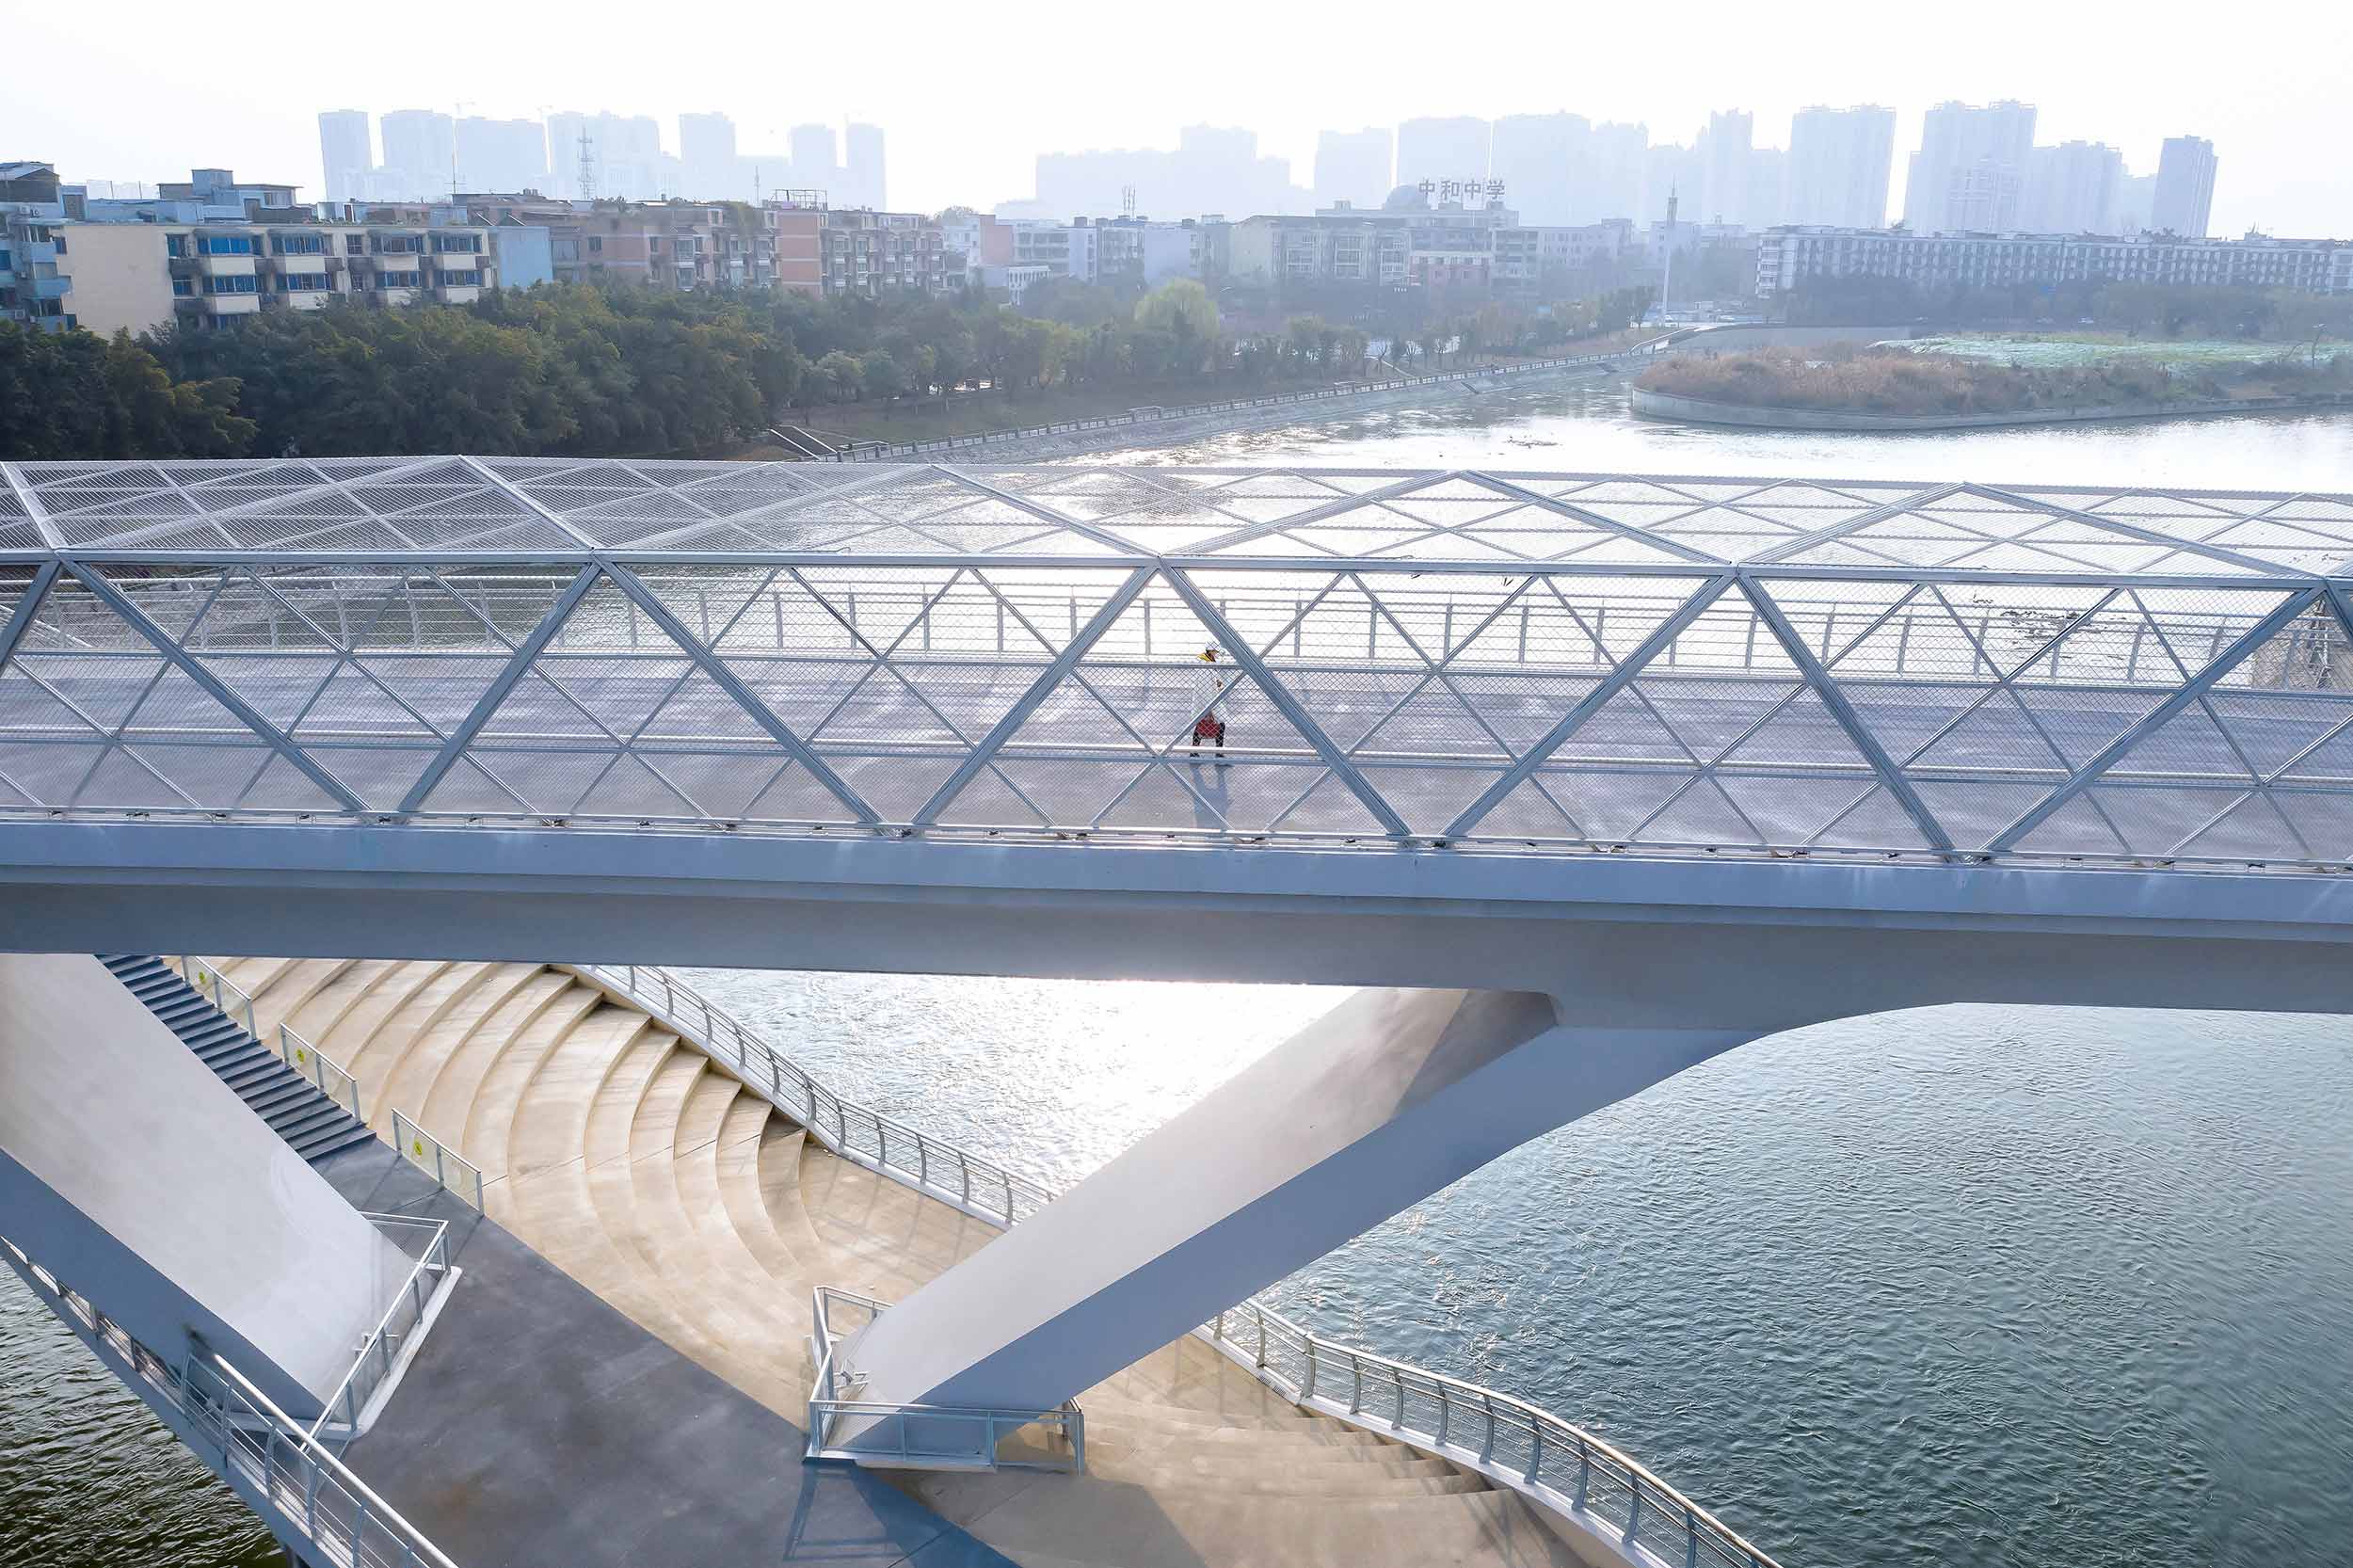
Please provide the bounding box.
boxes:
[1632,341,2353,429]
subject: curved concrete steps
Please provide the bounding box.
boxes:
[212,957,1578,1568]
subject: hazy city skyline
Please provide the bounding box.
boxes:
[8,3,2347,235]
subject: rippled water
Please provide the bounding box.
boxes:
[678,972,2353,1568]
[8,381,2350,1567]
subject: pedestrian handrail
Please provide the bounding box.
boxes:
[309,1214,457,1441]
[392,1109,488,1211]
[168,957,365,1122]
[0,1232,463,1568]
[806,1284,1084,1473]
[568,965,1057,1228]
[573,960,1784,1568]
[214,577,2308,699]
[176,955,257,1037]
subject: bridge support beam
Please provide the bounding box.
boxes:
[841,985,1750,1428]
[0,953,412,1419]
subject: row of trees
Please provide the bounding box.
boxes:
[1,269,1668,462]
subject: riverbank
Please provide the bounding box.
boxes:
[1629,383,2353,431]
[741,335,1661,458]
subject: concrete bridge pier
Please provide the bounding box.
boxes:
[840,984,1753,1434]
[0,953,413,1420]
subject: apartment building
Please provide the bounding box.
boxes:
[1492,219,1638,286]
[1757,226,2353,296]
[819,208,952,297]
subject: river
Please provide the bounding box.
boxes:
[7,376,2351,1568]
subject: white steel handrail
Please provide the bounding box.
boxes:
[806,1285,1083,1473]
[574,960,1781,1568]
[0,1232,462,1568]
[391,1109,488,1211]
[170,958,365,1120]
[309,1215,456,1441]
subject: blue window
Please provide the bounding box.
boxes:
[272,233,325,254]
[171,278,192,296]
[201,274,258,295]
[199,235,254,256]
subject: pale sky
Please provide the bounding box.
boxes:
[10,0,2350,235]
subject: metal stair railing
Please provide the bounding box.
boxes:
[805,1285,1083,1473]
[170,957,364,1123]
[0,1233,463,1568]
[568,961,1785,1568]
[309,1215,458,1441]
[167,958,487,1213]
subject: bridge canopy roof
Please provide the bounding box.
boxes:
[5,459,2353,873]
[6,457,2353,579]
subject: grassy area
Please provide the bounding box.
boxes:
[1638,343,2353,416]
[1904,333,2329,370]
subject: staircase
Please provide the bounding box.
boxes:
[97,956,378,1168]
[186,954,1594,1568]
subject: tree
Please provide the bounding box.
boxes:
[1135,280,1220,348]
[0,323,252,460]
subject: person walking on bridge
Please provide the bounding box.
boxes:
[1190,645,1229,761]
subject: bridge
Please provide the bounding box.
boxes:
[6,456,2353,1568]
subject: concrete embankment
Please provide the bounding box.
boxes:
[1630,384,2353,432]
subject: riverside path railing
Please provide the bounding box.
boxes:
[571,959,1783,1568]
[0,1233,464,1568]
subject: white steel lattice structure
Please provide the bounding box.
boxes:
[6,456,2353,870]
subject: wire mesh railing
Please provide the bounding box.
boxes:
[391,1109,488,1212]
[310,1215,456,1441]
[0,1233,462,1568]
[577,960,1782,1568]
[806,1285,1084,1472]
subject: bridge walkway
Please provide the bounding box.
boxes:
[214,954,1594,1568]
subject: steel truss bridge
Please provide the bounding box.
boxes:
[5,455,2353,872]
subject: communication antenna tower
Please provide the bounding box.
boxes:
[578,129,599,201]
[1122,184,1137,219]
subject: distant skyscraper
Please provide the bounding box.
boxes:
[1033,125,1298,219]
[543,111,666,200]
[1694,110,1753,226]
[1314,128,1393,208]
[2022,141,2122,233]
[1575,121,1650,223]
[456,117,548,193]
[2152,136,2217,237]
[680,113,741,199]
[1488,113,1588,224]
[379,109,456,199]
[1785,104,1895,228]
[844,123,886,209]
[317,110,372,202]
[1745,147,1787,230]
[1904,100,2036,232]
[1395,117,1491,192]
[791,124,840,194]
[2111,171,2159,235]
